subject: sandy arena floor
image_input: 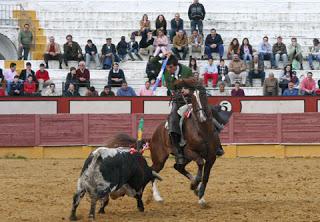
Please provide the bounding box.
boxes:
[0,157,320,222]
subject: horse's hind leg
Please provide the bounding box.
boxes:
[98,195,109,214]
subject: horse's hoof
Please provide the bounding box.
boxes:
[69,215,77,221]
[88,215,95,221]
[138,206,145,212]
[198,197,207,208]
[153,195,164,202]
[98,209,105,214]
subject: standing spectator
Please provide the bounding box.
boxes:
[240,38,253,64]
[214,82,230,96]
[153,30,169,57]
[132,14,151,39]
[65,67,78,92]
[63,35,83,67]
[227,38,240,60]
[188,29,203,58]
[76,61,90,88]
[139,31,154,56]
[279,64,293,94]
[248,54,265,86]
[272,36,288,69]
[307,38,320,70]
[19,62,37,83]
[85,39,100,68]
[258,36,275,69]
[116,81,137,96]
[139,81,153,96]
[44,36,62,69]
[155,15,167,35]
[288,37,303,70]
[9,75,23,96]
[35,63,52,92]
[283,82,299,96]
[64,83,80,97]
[43,83,57,96]
[203,58,218,87]
[146,56,160,82]
[189,57,199,74]
[170,13,184,42]
[100,85,115,97]
[117,36,129,61]
[128,36,143,61]
[23,74,37,96]
[228,54,247,86]
[188,0,206,35]
[172,30,188,60]
[101,38,119,69]
[85,86,99,96]
[4,63,18,94]
[0,69,6,96]
[18,23,33,60]
[217,59,230,86]
[231,82,245,96]
[263,73,279,96]
[108,63,126,87]
[300,72,316,95]
[204,29,224,59]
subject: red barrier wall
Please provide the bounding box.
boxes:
[1,113,320,147]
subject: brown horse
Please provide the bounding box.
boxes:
[150,78,220,206]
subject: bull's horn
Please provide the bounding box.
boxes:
[152,171,163,181]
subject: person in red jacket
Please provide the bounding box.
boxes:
[76,61,90,88]
[24,74,37,96]
[36,63,53,92]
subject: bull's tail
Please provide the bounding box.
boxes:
[87,148,104,175]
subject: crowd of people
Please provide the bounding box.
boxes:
[5,0,320,96]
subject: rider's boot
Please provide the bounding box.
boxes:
[170,133,185,170]
[216,144,225,156]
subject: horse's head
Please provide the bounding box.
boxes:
[191,86,210,123]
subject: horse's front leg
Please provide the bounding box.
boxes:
[198,156,216,207]
[183,149,204,191]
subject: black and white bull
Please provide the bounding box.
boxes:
[70,147,162,221]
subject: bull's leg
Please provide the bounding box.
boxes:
[135,194,144,212]
[88,196,97,220]
[69,189,85,221]
[98,195,109,214]
[198,156,216,207]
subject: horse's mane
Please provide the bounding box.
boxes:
[106,133,137,147]
[174,77,207,95]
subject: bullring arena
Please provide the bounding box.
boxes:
[1,0,320,221]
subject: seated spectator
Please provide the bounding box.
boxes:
[63,34,83,67]
[64,83,80,97]
[205,29,224,59]
[35,63,52,92]
[100,85,115,96]
[227,38,240,60]
[101,38,120,69]
[217,59,230,86]
[139,81,153,96]
[300,72,316,95]
[258,36,275,68]
[248,54,265,86]
[231,82,245,96]
[307,38,320,70]
[170,13,184,42]
[315,80,320,95]
[0,70,7,96]
[131,14,151,39]
[85,86,99,96]
[4,62,18,94]
[108,62,125,87]
[146,56,161,82]
[155,15,167,35]
[189,57,199,73]
[153,30,169,57]
[291,71,300,88]
[188,29,203,59]
[279,64,293,94]
[23,74,37,96]
[76,61,90,88]
[128,36,143,61]
[288,37,303,70]
[193,72,201,82]
[263,72,279,96]
[85,39,100,68]
[19,62,37,83]
[9,75,23,96]
[203,58,218,87]
[139,31,154,56]
[65,67,78,92]
[214,82,230,96]
[172,30,188,60]
[117,81,137,96]
[272,36,288,69]
[117,36,129,61]
[44,36,62,69]
[283,81,299,96]
[43,83,57,96]
[240,38,253,63]
[228,54,247,86]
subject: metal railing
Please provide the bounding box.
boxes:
[0,3,23,27]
